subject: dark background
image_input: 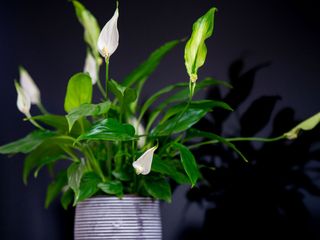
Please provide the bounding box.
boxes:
[0,0,319,239]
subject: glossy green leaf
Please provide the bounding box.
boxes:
[188,128,248,162]
[67,161,87,204]
[185,8,217,82]
[123,40,180,87]
[0,131,55,154]
[151,100,232,136]
[72,1,101,58]
[66,101,111,131]
[23,138,70,184]
[108,79,137,108]
[78,118,135,141]
[45,171,67,208]
[284,112,320,139]
[77,172,101,203]
[143,175,172,202]
[61,189,73,210]
[98,180,123,197]
[152,156,190,184]
[64,73,93,113]
[173,143,200,187]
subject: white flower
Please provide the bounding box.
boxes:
[83,52,97,84]
[15,81,31,117]
[97,7,119,58]
[132,146,157,175]
[128,117,146,148]
[19,67,40,105]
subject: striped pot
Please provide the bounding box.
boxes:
[74,196,162,239]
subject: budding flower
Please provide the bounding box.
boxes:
[97,7,119,59]
[15,81,31,117]
[128,117,146,148]
[132,146,157,175]
[19,67,40,105]
[83,52,97,85]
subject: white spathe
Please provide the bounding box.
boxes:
[129,117,146,148]
[84,52,97,85]
[132,146,157,175]
[97,8,119,58]
[19,67,40,105]
[15,81,31,117]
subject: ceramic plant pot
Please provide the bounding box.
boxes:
[74,196,162,239]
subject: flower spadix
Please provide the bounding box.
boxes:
[97,6,119,59]
[19,67,40,105]
[83,52,97,84]
[15,81,31,117]
[132,146,157,175]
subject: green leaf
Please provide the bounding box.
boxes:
[152,156,190,184]
[123,40,180,88]
[151,100,232,136]
[64,73,93,113]
[185,7,217,82]
[66,101,111,131]
[77,172,101,203]
[45,171,67,208]
[108,79,137,109]
[67,161,87,204]
[188,128,248,162]
[61,189,73,210]
[173,143,200,187]
[23,138,70,184]
[33,114,86,136]
[143,175,172,202]
[284,112,320,139]
[72,0,101,58]
[98,180,123,197]
[78,118,136,142]
[0,131,55,154]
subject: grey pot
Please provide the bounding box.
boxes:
[74,195,162,239]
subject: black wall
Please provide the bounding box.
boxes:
[0,0,319,239]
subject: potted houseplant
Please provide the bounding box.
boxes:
[0,1,319,239]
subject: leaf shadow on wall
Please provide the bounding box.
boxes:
[178,59,320,240]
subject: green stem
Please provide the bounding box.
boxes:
[37,102,48,115]
[106,142,112,179]
[105,58,110,100]
[96,61,107,99]
[86,146,106,182]
[25,114,44,130]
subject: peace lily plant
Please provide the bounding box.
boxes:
[0,1,319,209]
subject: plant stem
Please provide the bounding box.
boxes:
[25,114,44,130]
[105,58,110,100]
[37,102,48,115]
[85,145,106,182]
[106,142,112,179]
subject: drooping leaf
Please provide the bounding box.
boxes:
[152,156,190,184]
[98,180,123,197]
[66,101,111,131]
[184,8,216,82]
[33,114,86,136]
[0,131,55,154]
[173,143,200,187]
[78,118,135,142]
[64,73,93,113]
[123,40,180,88]
[151,100,232,136]
[284,112,320,140]
[61,189,74,210]
[72,1,101,58]
[77,172,101,203]
[45,171,67,208]
[143,175,172,202]
[187,128,248,162]
[23,138,71,184]
[67,161,87,204]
